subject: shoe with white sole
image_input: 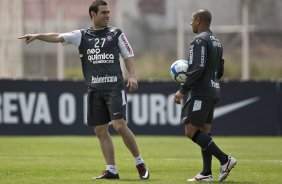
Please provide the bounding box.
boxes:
[136,163,149,179]
[218,156,237,182]
[187,173,214,182]
[93,170,119,179]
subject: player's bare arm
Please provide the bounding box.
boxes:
[124,57,138,92]
[18,33,64,44]
[174,90,184,104]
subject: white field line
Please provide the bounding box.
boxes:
[1,156,281,164]
[123,157,282,164]
[124,158,282,164]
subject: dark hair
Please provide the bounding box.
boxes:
[89,0,108,19]
[195,9,212,26]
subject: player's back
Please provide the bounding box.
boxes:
[189,31,223,98]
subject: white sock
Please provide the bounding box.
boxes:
[135,155,144,165]
[106,165,118,174]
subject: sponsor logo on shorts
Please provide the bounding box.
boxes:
[211,80,220,88]
[113,112,120,116]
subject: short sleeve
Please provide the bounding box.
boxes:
[118,33,134,59]
[60,30,82,47]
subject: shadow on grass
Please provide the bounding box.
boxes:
[118,179,157,182]
[101,179,256,184]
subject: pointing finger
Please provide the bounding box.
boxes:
[17,35,27,39]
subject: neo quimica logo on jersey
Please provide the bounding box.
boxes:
[87,48,114,64]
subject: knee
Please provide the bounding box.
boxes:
[112,120,127,135]
[185,128,194,139]
[94,127,107,138]
[185,124,198,139]
[113,124,126,135]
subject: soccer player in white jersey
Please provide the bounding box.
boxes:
[18,0,149,180]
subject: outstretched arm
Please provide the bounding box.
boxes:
[18,33,64,44]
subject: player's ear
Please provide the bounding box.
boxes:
[90,11,96,19]
[196,17,201,24]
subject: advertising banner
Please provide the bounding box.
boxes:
[0,80,281,135]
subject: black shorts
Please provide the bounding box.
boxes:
[180,97,219,127]
[87,89,127,126]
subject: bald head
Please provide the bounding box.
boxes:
[194,9,212,26]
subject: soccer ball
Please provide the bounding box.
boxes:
[170,59,188,83]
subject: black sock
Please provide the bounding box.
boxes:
[200,133,212,176]
[192,130,228,165]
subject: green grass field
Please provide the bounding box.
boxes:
[0,136,282,184]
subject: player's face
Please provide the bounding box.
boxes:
[93,5,110,28]
[190,13,199,33]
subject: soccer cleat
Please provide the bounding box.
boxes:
[218,156,237,182]
[93,170,119,179]
[187,174,214,182]
[136,163,150,179]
